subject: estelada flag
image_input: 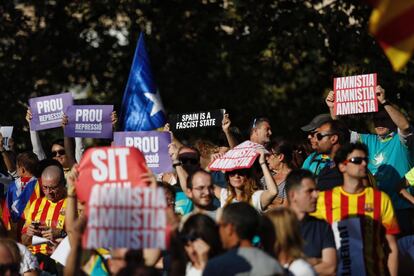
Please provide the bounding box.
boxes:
[368,0,414,71]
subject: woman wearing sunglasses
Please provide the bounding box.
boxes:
[214,150,279,212]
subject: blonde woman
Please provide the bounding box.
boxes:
[266,207,316,276]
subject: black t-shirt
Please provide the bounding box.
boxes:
[316,162,343,191]
[300,215,336,258]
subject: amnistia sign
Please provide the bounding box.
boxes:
[76,146,168,249]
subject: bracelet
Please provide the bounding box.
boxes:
[173,162,183,168]
[260,162,266,166]
[382,100,391,106]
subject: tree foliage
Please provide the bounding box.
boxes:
[1,0,414,148]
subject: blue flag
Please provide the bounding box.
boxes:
[120,33,166,131]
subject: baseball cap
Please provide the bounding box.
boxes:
[301,114,332,132]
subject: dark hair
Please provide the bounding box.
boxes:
[181,214,223,258]
[187,169,211,190]
[50,139,64,151]
[334,142,369,166]
[249,117,271,135]
[178,146,201,160]
[324,120,350,145]
[269,140,302,169]
[285,169,315,200]
[221,202,259,240]
[16,151,39,176]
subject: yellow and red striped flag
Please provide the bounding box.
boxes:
[368,0,414,71]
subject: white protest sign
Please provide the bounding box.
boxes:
[0,126,13,150]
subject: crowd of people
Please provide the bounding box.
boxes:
[0,85,413,276]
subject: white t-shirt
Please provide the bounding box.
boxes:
[283,258,316,276]
[185,262,202,276]
[17,243,39,274]
[219,188,263,212]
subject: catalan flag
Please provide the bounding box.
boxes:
[368,0,414,71]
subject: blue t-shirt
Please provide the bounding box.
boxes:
[354,131,414,209]
[302,152,331,176]
[174,186,193,216]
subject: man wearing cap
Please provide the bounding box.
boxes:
[301,114,334,176]
[326,85,414,237]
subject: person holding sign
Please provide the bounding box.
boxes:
[312,143,399,276]
[326,85,414,237]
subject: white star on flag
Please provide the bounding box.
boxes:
[144,90,164,116]
[374,153,384,166]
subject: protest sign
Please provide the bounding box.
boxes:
[169,109,225,131]
[113,131,172,174]
[29,92,73,131]
[334,73,378,116]
[332,218,366,276]
[64,105,113,139]
[0,126,13,150]
[208,140,265,171]
[76,146,168,249]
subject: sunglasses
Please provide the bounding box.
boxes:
[343,157,369,165]
[228,169,249,177]
[51,149,66,157]
[179,157,199,165]
[315,132,335,141]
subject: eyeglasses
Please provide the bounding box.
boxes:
[343,157,369,165]
[51,149,66,157]
[315,132,335,141]
[192,185,213,192]
[228,169,249,177]
[179,157,199,165]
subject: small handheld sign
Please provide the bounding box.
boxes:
[113,131,173,174]
[76,146,168,249]
[29,92,73,131]
[169,109,225,131]
[334,73,378,116]
[208,140,266,172]
[0,126,13,150]
[64,105,113,138]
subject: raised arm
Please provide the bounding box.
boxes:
[377,85,410,135]
[168,143,188,193]
[62,114,77,168]
[26,109,46,160]
[0,133,16,173]
[222,113,238,149]
[325,91,338,120]
[258,150,278,209]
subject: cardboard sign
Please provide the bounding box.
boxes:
[113,131,172,174]
[334,73,378,116]
[29,92,73,131]
[332,218,366,276]
[169,109,225,131]
[64,105,113,139]
[76,146,168,249]
[0,126,13,150]
[208,140,265,171]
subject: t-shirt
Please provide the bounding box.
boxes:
[300,215,335,258]
[203,247,284,276]
[283,258,316,276]
[312,186,399,275]
[352,130,414,209]
[219,188,263,212]
[22,197,67,255]
[174,186,193,216]
[302,153,331,176]
[316,162,343,191]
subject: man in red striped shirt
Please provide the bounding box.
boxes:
[21,165,67,274]
[312,142,399,276]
